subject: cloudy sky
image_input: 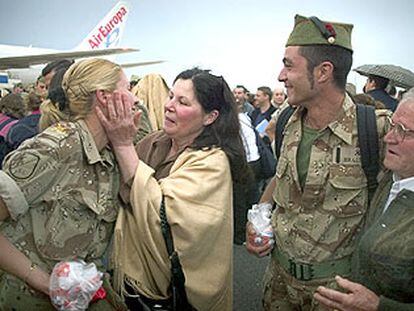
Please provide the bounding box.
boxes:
[1,0,413,92]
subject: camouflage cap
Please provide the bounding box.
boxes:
[286,14,353,51]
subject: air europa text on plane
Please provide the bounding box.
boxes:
[88,5,127,49]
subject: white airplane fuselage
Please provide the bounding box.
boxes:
[0,1,132,86]
[0,45,56,84]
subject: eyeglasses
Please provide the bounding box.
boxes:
[387,116,414,142]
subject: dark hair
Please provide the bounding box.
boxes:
[257,86,272,101]
[247,93,255,105]
[42,59,74,77]
[173,68,249,183]
[235,85,248,94]
[47,68,70,111]
[298,45,353,90]
[388,85,397,96]
[368,75,389,90]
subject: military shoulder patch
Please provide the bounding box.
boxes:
[7,151,40,180]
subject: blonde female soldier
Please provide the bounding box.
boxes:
[0,58,130,310]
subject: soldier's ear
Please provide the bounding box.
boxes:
[96,89,109,105]
[315,61,334,84]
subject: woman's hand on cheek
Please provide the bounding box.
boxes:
[96,91,139,147]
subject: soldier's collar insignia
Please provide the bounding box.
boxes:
[53,122,69,133]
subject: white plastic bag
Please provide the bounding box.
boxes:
[49,260,103,311]
[247,202,274,245]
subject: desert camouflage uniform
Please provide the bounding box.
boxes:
[263,95,390,310]
[0,120,123,310]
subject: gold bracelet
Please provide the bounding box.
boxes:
[23,262,37,284]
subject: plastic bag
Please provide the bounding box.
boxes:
[247,202,274,245]
[49,260,105,311]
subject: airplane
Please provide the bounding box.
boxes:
[0,1,163,85]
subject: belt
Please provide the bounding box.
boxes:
[274,248,351,281]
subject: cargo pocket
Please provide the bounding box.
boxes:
[323,163,367,218]
[33,196,98,260]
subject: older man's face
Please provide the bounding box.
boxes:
[384,100,414,179]
[272,87,286,105]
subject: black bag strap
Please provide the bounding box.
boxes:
[275,106,295,159]
[160,197,194,311]
[356,104,379,203]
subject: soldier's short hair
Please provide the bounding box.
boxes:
[298,45,352,91]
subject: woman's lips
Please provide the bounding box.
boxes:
[164,115,175,124]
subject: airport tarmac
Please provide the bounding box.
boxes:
[233,243,269,310]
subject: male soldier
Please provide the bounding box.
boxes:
[34,76,48,100]
[246,15,390,310]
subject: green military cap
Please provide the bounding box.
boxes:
[286,14,353,52]
[130,74,140,82]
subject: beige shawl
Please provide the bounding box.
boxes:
[113,148,233,311]
[132,74,169,131]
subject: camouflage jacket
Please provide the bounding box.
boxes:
[0,120,120,274]
[272,94,390,262]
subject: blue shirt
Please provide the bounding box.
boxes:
[6,113,41,149]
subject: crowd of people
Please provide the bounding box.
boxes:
[0,13,413,311]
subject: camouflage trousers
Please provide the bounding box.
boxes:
[262,257,342,311]
[0,273,128,310]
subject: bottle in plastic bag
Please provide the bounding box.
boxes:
[247,202,274,246]
[49,260,104,311]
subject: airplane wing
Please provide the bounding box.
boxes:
[120,60,165,68]
[0,47,139,70]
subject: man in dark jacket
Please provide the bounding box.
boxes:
[364,74,398,112]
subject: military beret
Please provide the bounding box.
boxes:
[286,14,353,52]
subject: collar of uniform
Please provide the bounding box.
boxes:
[326,93,354,145]
[77,120,114,166]
[290,94,354,145]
